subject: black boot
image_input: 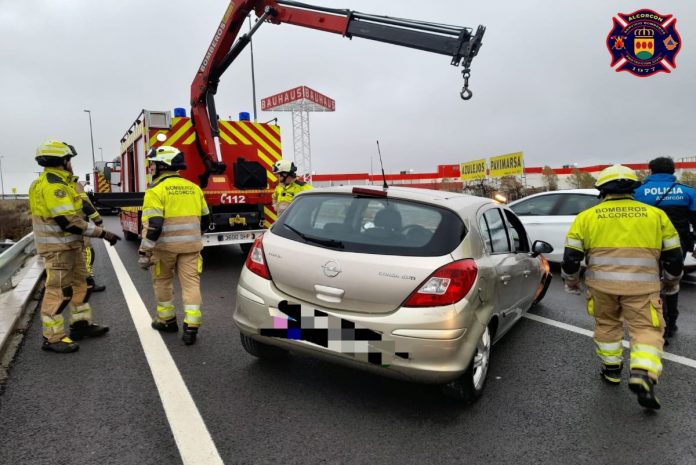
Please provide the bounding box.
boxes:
[42,337,79,353]
[601,364,622,385]
[152,318,178,333]
[70,320,109,340]
[182,323,198,346]
[629,370,661,410]
[86,276,106,293]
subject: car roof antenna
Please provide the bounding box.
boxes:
[376,140,389,190]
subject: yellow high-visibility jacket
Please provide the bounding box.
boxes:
[29,168,104,252]
[141,173,209,253]
[565,195,681,294]
[273,181,312,211]
[70,176,102,224]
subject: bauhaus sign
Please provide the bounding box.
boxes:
[460,159,487,181]
[489,152,524,178]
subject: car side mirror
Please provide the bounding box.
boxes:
[531,240,553,257]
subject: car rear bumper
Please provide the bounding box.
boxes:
[234,269,486,384]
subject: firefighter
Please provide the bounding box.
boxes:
[71,176,106,292]
[271,160,312,216]
[561,165,683,410]
[633,157,696,342]
[29,140,122,353]
[138,146,209,345]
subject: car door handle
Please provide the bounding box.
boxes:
[500,274,511,284]
[523,270,531,278]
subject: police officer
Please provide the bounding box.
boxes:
[29,140,121,353]
[271,160,312,216]
[562,165,683,409]
[634,157,696,341]
[138,146,209,345]
[71,176,106,292]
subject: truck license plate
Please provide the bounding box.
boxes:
[220,232,256,242]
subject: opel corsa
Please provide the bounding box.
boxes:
[235,186,552,401]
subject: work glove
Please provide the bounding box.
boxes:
[100,230,122,246]
[662,271,683,296]
[95,219,104,227]
[561,269,582,295]
[663,282,680,296]
[138,254,153,270]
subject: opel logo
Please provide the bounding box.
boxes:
[322,260,341,278]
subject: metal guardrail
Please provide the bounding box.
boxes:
[0,233,36,292]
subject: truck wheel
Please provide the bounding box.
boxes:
[441,325,491,402]
[240,333,288,360]
[123,230,138,241]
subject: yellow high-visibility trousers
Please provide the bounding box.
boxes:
[151,250,202,327]
[588,288,664,380]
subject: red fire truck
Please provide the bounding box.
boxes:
[110,109,277,249]
[92,0,485,250]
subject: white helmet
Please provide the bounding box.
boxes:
[272,160,297,175]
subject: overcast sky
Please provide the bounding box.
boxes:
[1,0,694,192]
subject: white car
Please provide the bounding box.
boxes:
[509,189,696,268]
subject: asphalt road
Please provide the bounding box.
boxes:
[1,217,695,464]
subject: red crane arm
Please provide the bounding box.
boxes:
[191,0,485,187]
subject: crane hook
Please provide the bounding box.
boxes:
[460,68,473,101]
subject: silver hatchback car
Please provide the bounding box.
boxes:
[234,186,552,401]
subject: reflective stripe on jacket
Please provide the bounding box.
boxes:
[565,195,681,295]
[141,173,209,253]
[29,168,103,252]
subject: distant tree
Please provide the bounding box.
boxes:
[634,169,649,182]
[571,168,597,189]
[499,176,525,200]
[679,171,696,188]
[464,178,496,199]
[541,165,559,191]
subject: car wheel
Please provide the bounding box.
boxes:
[532,274,552,307]
[240,332,288,359]
[123,230,138,241]
[240,243,252,256]
[442,324,491,402]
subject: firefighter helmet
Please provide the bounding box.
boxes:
[595,164,640,195]
[35,140,77,167]
[272,160,297,175]
[147,145,187,170]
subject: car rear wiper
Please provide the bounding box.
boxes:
[283,223,345,249]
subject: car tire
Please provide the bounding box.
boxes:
[240,243,252,256]
[123,230,138,241]
[442,324,491,402]
[240,332,288,359]
[532,274,552,307]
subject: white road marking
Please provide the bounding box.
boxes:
[524,313,696,370]
[105,246,224,465]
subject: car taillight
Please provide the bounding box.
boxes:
[403,259,478,307]
[244,235,271,280]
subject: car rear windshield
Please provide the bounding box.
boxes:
[272,193,467,256]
